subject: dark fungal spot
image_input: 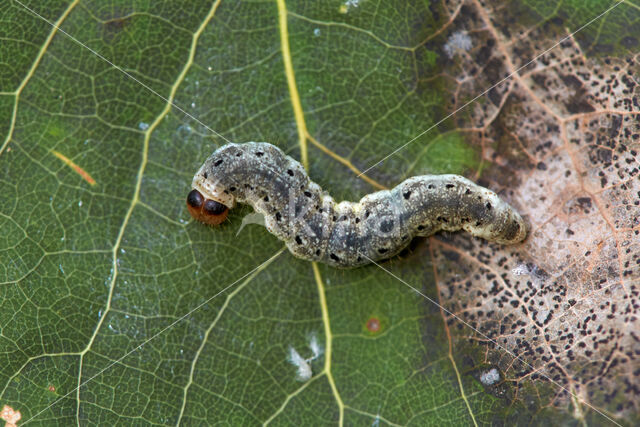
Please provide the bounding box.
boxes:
[417,225,425,230]
[229,186,236,192]
[275,212,282,221]
[465,189,471,195]
[287,169,294,176]
[378,248,388,254]
[437,216,448,223]
[263,195,269,202]
[203,172,208,179]
[577,197,592,208]
[446,184,455,189]
[235,152,242,157]
[304,191,312,197]
[428,184,434,189]
[486,202,492,210]
[214,159,223,167]
[295,235,302,245]
[403,191,412,199]
[330,253,340,262]
[255,151,264,157]
[355,218,360,223]
[315,249,321,256]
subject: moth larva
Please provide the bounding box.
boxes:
[187,142,527,268]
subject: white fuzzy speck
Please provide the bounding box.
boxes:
[480,368,500,385]
[287,333,324,381]
[191,102,196,108]
[511,263,530,276]
[177,124,192,134]
[313,28,321,37]
[308,334,323,359]
[345,0,361,8]
[138,122,149,131]
[444,31,473,58]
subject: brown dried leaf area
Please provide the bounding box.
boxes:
[432,0,639,420]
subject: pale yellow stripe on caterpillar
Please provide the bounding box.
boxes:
[187,142,527,268]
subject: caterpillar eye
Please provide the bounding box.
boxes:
[187,189,204,209]
[204,199,227,216]
[186,190,229,225]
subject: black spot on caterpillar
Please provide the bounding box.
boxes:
[188,142,527,268]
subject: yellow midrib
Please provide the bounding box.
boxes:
[276,0,385,192]
[312,262,345,425]
[277,0,309,170]
[277,1,345,424]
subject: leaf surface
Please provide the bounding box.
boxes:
[1,1,638,425]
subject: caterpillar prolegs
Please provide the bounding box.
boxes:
[187,142,527,268]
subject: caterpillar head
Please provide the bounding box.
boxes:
[186,162,235,226]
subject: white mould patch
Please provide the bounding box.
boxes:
[287,334,323,381]
[288,347,312,381]
[480,368,501,386]
[444,31,473,58]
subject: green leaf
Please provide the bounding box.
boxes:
[1,0,638,425]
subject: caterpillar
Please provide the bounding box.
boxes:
[187,142,527,268]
